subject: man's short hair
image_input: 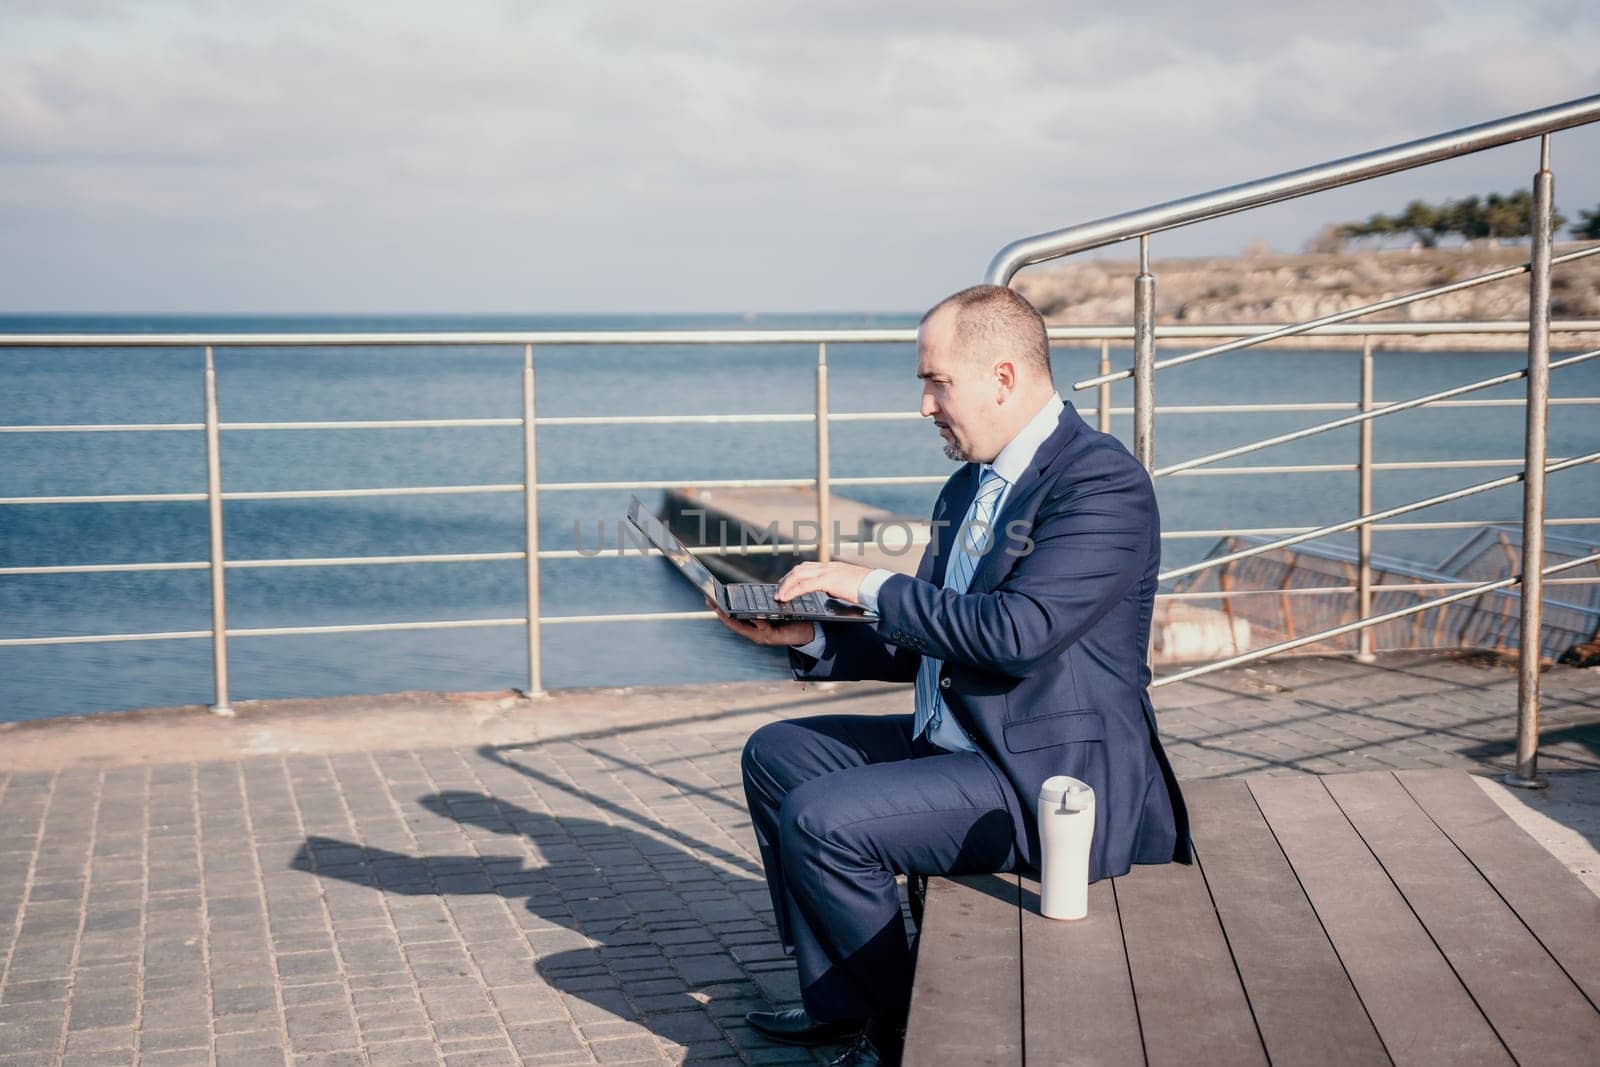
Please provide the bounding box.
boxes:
[922,284,1052,378]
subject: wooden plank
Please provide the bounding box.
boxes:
[904,873,1022,1066]
[1326,771,1600,1060]
[1396,768,1600,1009]
[1018,875,1142,1067]
[1112,848,1266,1066]
[1250,774,1511,1066]
[1185,780,1388,1066]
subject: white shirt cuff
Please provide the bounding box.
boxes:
[857,569,894,613]
[793,623,827,659]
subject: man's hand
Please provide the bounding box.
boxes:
[774,561,872,605]
[706,597,816,647]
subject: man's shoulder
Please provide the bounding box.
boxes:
[1047,426,1151,494]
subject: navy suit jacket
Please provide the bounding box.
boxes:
[789,401,1191,880]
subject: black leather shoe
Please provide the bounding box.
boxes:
[744,1008,863,1047]
[827,1029,896,1066]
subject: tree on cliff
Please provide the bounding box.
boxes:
[1575,206,1600,240]
[1338,191,1567,247]
[1340,200,1446,247]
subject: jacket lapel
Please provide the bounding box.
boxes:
[968,403,1085,593]
[928,464,980,587]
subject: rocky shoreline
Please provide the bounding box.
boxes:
[1015,242,1600,350]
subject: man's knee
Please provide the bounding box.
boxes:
[776,777,853,868]
[741,720,791,791]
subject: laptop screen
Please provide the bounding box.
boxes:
[628,498,721,600]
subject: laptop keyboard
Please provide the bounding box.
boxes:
[727,584,831,615]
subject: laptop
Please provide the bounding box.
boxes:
[624,496,879,623]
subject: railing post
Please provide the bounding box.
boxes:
[1097,339,1112,434]
[203,345,233,716]
[522,343,546,699]
[1133,235,1156,470]
[1356,336,1376,662]
[1507,135,1554,789]
[815,342,831,563]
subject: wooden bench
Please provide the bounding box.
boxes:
[905,769,1600,1065]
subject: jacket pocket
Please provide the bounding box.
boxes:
[1003,708,1105,752]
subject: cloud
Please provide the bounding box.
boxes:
[0,0,1596,311]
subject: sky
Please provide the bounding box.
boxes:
[2,0,1598,314]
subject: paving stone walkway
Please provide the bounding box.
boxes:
[1,653,1597,1066]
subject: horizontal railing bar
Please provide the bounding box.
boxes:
[542,610,716,625]
[0,629,212,647]
[1075,244,1600,390]
[538,477,813,492]
[0,476,908,506]
[0,556,528,576]
[0,561,210,576]
[1160,452,1600,580]
[222,418,522,431]
[826,412,925,422]
[1152,551,1600,687]
[0,329,923,347]
[830,475,949,487]
[1172,464,1356,478]
[0,543,850,575]
[0,492,206,505]
[15,569,1600,648]
[223,484,524,501]
[0,423,203,434]
[538,413,814,426]
[54,477,1429,515]
[1155,346,1600,478]
[228,414,818,430]
[235,612,727,635]
[987,94,1600,282]
[10,395,1599,442]
[228,618,525,638]
[1164,525,1327,539]
[0,486,530,506]
[5,320,1600,350]
[228,552,526,569]
[1136,403,1355,415]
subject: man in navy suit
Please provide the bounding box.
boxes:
[711,285,1189,1067]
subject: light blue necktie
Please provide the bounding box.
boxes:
[914,466,1008,740]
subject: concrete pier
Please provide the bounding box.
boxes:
[662,487,926,584]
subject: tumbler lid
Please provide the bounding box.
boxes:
[1039,774,1093,811]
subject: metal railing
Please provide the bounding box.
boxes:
[3,321,1598,705]
[985,93,1600,787]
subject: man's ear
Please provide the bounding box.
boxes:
[993,358,1017,400]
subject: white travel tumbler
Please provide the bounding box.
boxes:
[1037,775,1095,920]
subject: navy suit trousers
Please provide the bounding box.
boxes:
[741,713,1018,1025]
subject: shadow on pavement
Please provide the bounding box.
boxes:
[290,789,819,1062]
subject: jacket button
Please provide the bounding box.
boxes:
[938,677,951,689]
